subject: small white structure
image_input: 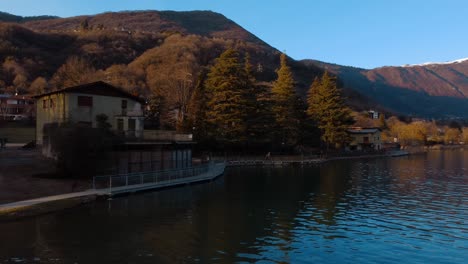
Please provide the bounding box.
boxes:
[368,110,380,119]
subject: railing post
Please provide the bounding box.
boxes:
[92,177,95,189]
[109,176,112,194]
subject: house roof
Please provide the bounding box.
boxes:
[347,127,381,134]
[32,81,145,104]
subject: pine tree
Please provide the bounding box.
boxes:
[186,69,208,140]
[378,114,387,129]
[243,53,274,147]
[205,49,250,145]
[307,71,354,151]
[80,19,89,31]
[271,53,301,147]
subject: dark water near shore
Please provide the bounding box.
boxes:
[1,150,467,263]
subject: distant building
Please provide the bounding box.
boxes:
[368,110,381,119]
[347,127,382,151]
[0,94,35,121]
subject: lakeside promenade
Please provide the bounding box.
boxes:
[0,150,415,220]
[0,162,226,220]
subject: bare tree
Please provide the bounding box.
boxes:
[30,77,49,95]
[50,56,98,89]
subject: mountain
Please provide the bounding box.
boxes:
[0,10,324,96]
[0,11,58,23]
[304,59,468,118]
[0,10,466,118]
[22,11,265,45]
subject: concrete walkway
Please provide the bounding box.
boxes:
[0,189,106,214]
[228,158,325,166]
[107,164,226,195]
[4,143,27,148]
[0,163,226,219]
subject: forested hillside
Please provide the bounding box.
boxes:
[0,10,326,96]
[305,60,468,118]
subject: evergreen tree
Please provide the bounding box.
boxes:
[80,19,89,31]
[378,114,387,129]
[205,49,250,145]
[307,72,354,151]
[271,53,301,148]
[186,69,209,140]
[243,53,275,148]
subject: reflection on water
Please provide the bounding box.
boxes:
[0,150,467,263]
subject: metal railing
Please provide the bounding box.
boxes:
[92,162,225,191]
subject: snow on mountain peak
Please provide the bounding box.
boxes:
[402,58,468,67]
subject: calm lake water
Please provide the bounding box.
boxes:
[1,150,467,263]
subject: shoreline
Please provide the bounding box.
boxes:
[0,163,226,221]
[0,152,401,221]
[225,150,407,167]
[2,147,466,221]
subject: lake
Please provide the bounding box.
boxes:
[1,150,467,263]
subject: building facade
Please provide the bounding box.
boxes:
[34,81,145,146]
[347,127,382,151]
[368,110,382,120]
[0,94,35,121]
[34,81,195,173]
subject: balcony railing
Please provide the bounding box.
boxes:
[113,129,192,142]
[143,130,193,142]
[92,162,226,193]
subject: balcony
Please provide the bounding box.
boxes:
[143,130,193,142]
[114,129,193,142]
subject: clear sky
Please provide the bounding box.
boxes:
[0,0,466,69]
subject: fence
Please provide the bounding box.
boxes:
[92,161,225,191]
[212,154,321,162]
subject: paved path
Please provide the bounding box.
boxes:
[228,159,325,166]
[0,163,226,217]
[0,189,106,213]
[4,143,26,148]
[107,164,225,195]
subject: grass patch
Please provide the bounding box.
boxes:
[0,123,35,143]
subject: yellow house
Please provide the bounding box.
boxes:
[33,81,197,173]
[347,127,382,151]
[34,81,145,148]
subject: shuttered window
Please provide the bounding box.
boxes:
[78,96,93,107]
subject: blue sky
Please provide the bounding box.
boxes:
[0,0,466,69]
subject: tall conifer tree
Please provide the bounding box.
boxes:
[307,71,354,150]
[244,53,274,147]
[205,49,249,145]
[186,69,208,139]
[271,53,301,147]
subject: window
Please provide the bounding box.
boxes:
[49,99,55,108]
[117,119,124,131]
[78,96,93,107]
[128,119,136,130]
[121,100,127,115]
[43,99,47,109]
